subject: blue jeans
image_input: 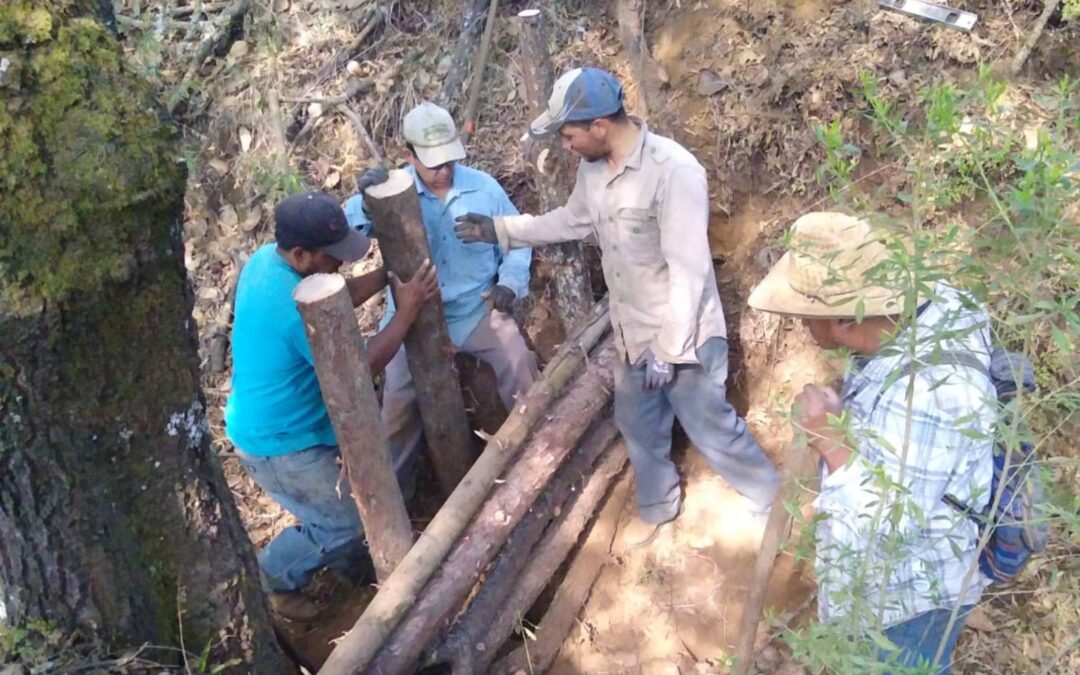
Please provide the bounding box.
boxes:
[879,606,973,674]
[613,337,781,523]
[236,445,369,593]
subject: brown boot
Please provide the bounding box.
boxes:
[268,590,321,623]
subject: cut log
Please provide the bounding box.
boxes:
[438,0,491,110]
[293,274,412,582]
[317,300,610,675]
[732,444,816,675]
[365,339,618,675]
[443,442,628,674]
[492,470,632,675]
[425,421,619,667]
[364,169,475,494]
[517,8,593,333]
[616,0,651,117]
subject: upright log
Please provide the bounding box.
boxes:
[364,169,475,493]
[366,340,618,675]
[317,301,610,675]
[517,8,594,332]
[294,274,412,582]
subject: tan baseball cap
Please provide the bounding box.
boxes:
[748,212,914,318]
[403,102,467,168]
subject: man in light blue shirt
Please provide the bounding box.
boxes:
[226,191,437,620]
[345,102,538,483]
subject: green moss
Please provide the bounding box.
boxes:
[0,9,185,311]
[0,4,54,46]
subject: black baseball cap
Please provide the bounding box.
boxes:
[274,191,371,262]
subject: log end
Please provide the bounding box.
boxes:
[364,168,415,199]
[293,272,346,304]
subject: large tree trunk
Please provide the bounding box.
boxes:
[0,2,289,671]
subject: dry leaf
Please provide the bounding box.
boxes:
[966,606,995,632]
[207,158,230,175]
[323,171,341,189]
[228,40,248,60]
[697,69,729,96]
[238,127,253,153]
[219,204,239,230]
[241,205,262,233]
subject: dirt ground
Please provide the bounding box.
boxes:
[111,0,1079,672]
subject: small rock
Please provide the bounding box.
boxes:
[696,69,729,97]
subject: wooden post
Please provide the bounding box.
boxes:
[293,273,412,582]
[365,340,618,675]
[517,8,594,333]
[317,301,610,675]
[364,169,476,494]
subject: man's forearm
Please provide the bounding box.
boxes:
[366,312,412,375]
[347,267,389,307]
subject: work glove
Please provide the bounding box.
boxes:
[357,167,389,218]
[454,212,498,244]
[482,285,517,314]
[639,348,673,390]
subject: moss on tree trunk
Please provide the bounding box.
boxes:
[0,2,290,670]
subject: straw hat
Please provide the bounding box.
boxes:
[748,212,908,318]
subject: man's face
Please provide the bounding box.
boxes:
[407,151,455,191]
[295,249,343,276]
[802,317,843,350]
[558,122,608,162]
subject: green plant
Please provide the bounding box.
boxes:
[779,69,1080,673]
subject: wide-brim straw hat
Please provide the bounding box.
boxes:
[748,212,909,318]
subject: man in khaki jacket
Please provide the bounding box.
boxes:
[455,67,779,546]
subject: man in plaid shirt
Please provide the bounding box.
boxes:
[749,212,995,674]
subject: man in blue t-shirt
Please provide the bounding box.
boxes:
[225,191,437,620]
[345,102,539,490]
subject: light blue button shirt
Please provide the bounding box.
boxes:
[344,165,531,346]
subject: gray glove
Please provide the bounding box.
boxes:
[454,212,497,244]
[484,285,517,314]
[357,168,389,218]
[639,348,673,390]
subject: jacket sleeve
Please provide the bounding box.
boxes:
[492,185,532,298]
[343,194,374,236]
[650,163,713,364]
[495,166,593,251]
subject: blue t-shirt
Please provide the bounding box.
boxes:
[224,244,336,456]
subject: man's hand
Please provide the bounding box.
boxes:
[358,167,389,193]
[793,384,849,471]
[638,348,673,390]
[454,213,497,244]
[482,285,517,314]
[390,259,438,322]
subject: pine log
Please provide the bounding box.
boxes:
[444,442,628,674]
[293,274,412,582]
[491,472,632,675]
[364,169,475,494]
[317,300,610,675]
[365,340,618,675]
[425,421,619,667]
[517,8,593,333]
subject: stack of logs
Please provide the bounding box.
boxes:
[296,171,627,673]
[316,300,624,675]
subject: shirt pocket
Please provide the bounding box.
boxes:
[617,207,661,264]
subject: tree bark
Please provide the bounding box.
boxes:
[437,440,627,674]
[294,274,412,582]
[492,473,632,675]
[317,300,610,675]
[366,339,617,675]
[363,170,475,494]
[0,2,288,670]
[426,421,619,668]
[517,8,594,333]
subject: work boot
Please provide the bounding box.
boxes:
[268,590,321,623]
[621,515,671,549]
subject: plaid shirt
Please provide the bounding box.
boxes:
[814,283,996,628]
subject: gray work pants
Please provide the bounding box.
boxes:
[382,310,539,496]
[614,337,780,523]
